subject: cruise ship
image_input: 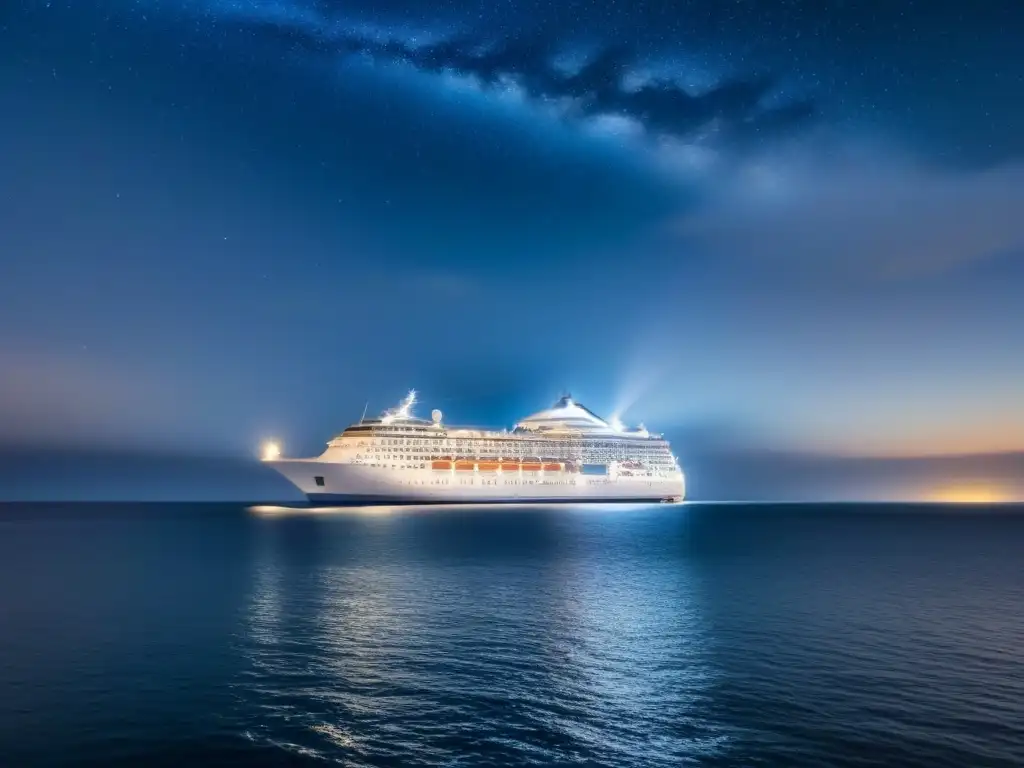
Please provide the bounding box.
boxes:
[263,391,685,505]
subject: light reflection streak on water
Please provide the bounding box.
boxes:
[247,504,400,516]
[232,516,291,750]
[240,512,402,758]
[246,524,282,649]
[552,509,730,761]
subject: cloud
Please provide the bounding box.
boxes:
[361,38,815,150]
[138,0,1022,282]
[193,0,816,152]
[672,148,1024,278]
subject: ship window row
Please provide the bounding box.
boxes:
[359,439,668,451]
[351,443,671,458]
[350,435,664,448]
[343,438,672,463]
[352,438,671,450]
[357,453,673,470]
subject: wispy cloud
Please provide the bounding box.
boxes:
[387,39,815,150]
[673,147,1024,278]
[156,0,815,154]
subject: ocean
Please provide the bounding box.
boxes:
[1,502,1023,767]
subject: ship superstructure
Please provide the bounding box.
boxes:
[264,391,685,505]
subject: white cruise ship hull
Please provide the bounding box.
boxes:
[267,460,685,505]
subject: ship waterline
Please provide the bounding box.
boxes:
[264,392,685,505]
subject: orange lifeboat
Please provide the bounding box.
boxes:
[477,458,500,472]
[543,463,562,472]
[454,459,475,471]
[431,460,452,471]
[520,459,542,471]
[500,461,520,471]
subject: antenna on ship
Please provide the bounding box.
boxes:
[360,401,368,424]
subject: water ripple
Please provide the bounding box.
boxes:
[4,503,1024,766]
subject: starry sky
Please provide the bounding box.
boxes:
[1,0,1023,481]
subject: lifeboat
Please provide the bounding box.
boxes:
[500,461,520,471]
[431,460,452,471]
[454,459,475,471]
[542,463,562,472]
[520,459,542,471]
[477,459,500,472]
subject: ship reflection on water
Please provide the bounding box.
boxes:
[237,504,723,764]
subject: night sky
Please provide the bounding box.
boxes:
[2,1,1023,497]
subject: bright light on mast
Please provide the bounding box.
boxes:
[382,389,417,424]
[398,389,416,417]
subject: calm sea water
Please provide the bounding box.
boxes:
[1,502,1023,767]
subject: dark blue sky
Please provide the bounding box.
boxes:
[1,0,1023,465]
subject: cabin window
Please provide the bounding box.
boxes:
[314,476,325,487]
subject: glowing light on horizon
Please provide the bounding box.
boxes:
[926,482,1010,504]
